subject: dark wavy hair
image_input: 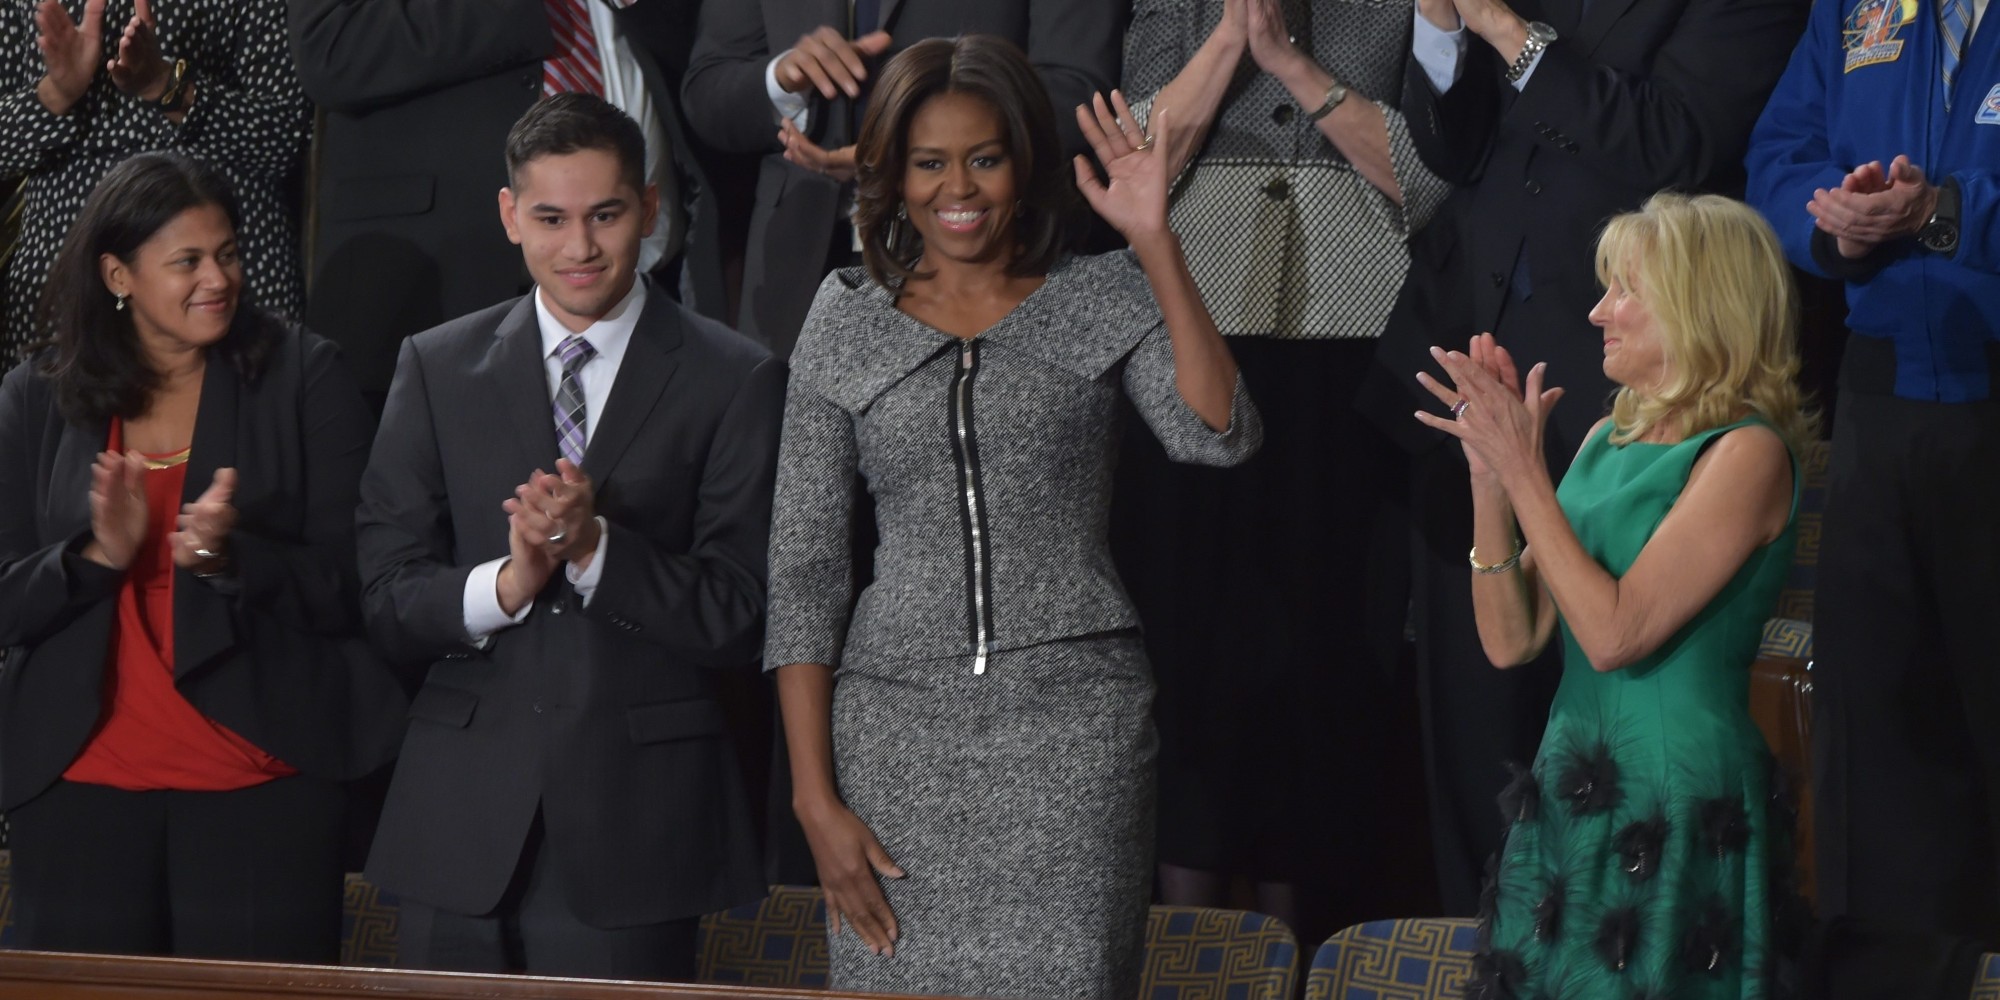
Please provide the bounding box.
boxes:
[35,151,275,424]
[505,92,647,194]
[853,35,1079,290]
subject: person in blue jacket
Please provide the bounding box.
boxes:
[1746,0,2000,945]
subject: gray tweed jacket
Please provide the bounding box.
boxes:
[765,251,1263,672]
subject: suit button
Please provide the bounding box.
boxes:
[533,702,545,714]
[1262,178,1290,200]
[1564,141,1580,153]
[1271,103,1294,125]
[1524,179,1542,195]
[1490,272,1506,288]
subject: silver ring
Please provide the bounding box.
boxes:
[1450,399,1470,418]
[545,531,567,545]
[194,547,221,560]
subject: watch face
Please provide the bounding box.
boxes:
[1528,21,1559,41]
[1920,221,1959,252]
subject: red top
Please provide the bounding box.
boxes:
[62,420,295,791]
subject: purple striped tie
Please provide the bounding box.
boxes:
[553,335,596,465]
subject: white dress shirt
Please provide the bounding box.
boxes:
[1411,8,1546,94]
[589,1,682,271]
[460,278,649,642]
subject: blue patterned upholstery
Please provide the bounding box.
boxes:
[1971,953,2000,1000]
[341,873,401,968]
[1758,617,1813,660]
[1304,918,1477,1000]
[0,851,14,947]
[1140,905,1298,1000]
[696,885,829,987]
[1775,439,1829,624]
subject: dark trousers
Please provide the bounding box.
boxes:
[8,776,344,961]
[1409,443,1564,914]
[1813,383,2000,943]
[397,812,699,980]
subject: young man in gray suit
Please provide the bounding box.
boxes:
[356,93,784,980]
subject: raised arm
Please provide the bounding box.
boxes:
[287,0,551,113]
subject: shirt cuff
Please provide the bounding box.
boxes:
[464,556,531,644]
[766,53,812,130]
[564,516,610,606]
[1411,10,1469,94]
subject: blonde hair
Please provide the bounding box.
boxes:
[1595,192,1818,455]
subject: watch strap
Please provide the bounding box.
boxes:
[1306,80,1349,122]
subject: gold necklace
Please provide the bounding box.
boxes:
[142,447,191,470]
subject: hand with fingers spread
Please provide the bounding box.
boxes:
[1413,340,1565,488]
[1073,91,1171,243]
[170,467,238,573]
[774,27,893,101]
[1809,155,1937,258]
[1418,333,1523,479]
[779,119,858,182]
[798,796,904,957]
[84,450,149,571]
[106,0,172,100]
[34,0,106,115]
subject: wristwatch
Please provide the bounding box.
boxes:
[1506,22,1558,84]
[156,58,191,113]
[1306,79,1350,122]
[1918,179,1961,255]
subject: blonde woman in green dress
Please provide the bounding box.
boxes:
[1414,192,1815,999]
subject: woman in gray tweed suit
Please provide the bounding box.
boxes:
[764,35,1263,1000]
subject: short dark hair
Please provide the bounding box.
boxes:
[504,93,647,194]
[854,35,1079,289]
[35,151,276,425]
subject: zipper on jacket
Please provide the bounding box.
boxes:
[951,339,992,675]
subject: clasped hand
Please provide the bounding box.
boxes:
[1413,334,1565,485]
[496,458,599,614]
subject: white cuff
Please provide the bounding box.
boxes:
[464,556,531,644]
[765,53,812,131]
[1411,9,1469,94]
[564,516,610,606]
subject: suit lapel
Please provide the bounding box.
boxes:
[175,363,241,680]
[1572,0,1644,56]
[877,0,905,31]
[583,283,682,487]
[480,295,566,474]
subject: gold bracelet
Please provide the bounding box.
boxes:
[1469,541,1526,574]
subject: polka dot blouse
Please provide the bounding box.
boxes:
[0,0,309,358]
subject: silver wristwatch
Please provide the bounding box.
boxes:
[1506,22,1558,84]
[1306,79,1350,122]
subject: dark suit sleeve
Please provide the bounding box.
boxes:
[356,338,479,666]
[583,355,786,666]
[288,0,552,113]
[1401,45,1505,185]
[1029,0,1124,157]
[611,0,703,88]
[222,337,372,637]
[1506,0,1803,192]
[0,368,123,650]
[680,0,785,154]
[1744,0,1852,279]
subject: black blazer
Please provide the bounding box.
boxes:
[356,282,784,926]
[680,0,1123,357]
[290,0,720,402]
[1365,0,1804,456]
[0,323,405,811]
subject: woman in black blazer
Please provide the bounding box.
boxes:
[0,152,404,960]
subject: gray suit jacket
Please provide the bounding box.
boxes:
[680,0,1124,358]
[357,280,786,925]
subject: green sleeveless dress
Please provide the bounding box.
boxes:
[1468,417,1802,1000]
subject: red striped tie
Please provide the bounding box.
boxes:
[543,0,605,97]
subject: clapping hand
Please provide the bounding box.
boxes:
[84,450,148,571]
[1244,0,1303,75]
[106,0,171,100]
[1414,335,1564,486]
[34,0,105,115]
[779,119,858,183]
[774,26,893,100]
[170,467,237,572]
[494,459,600,614]
[1809,155,1937,258]
[1073,91,1171,243]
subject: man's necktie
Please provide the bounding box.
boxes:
[553,335,597,466]
[543,0,605,97]
[1940,0,1972,109]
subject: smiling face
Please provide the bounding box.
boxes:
[499,146,657,333]
[900,90,1019,268]
[1588,266,1670,391]
[99,202,242,355]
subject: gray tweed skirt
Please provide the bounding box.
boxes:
[827,631,1157,999]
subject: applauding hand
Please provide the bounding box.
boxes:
[1414,337,1565,488]
[1073,91,1171,244]
[170,467,237,573]
[84,450,148,571]
[34,0,105,115]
